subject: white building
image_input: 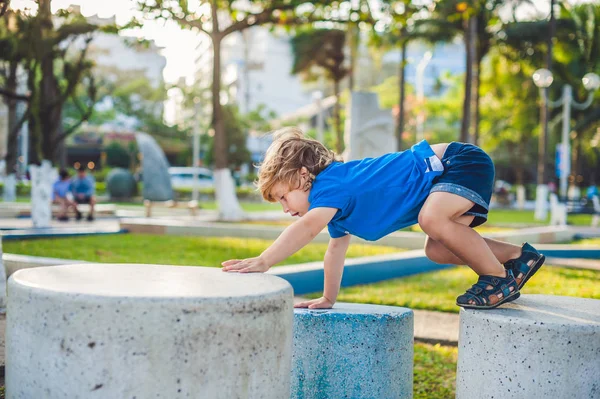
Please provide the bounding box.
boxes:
[69,6,167,90]
[194,26,313,118]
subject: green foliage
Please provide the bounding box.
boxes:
[104,142,131,169]
[290,28,349,83]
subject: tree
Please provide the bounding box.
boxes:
[501,2,600,186]
[0,0,9,17]
[138,0,340,219]
[0,1,121,167]
[375,0,447,150]
[291,28,349,154]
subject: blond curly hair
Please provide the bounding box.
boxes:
[257,127,342,202]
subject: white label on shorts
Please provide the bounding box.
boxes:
[428,155,444,172]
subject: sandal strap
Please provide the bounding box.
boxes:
[459,272,518,306]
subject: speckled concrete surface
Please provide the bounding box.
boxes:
[6,264,294,399]
[456,295,600,399]
[291,303,414,399]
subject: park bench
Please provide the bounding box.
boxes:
[0,203,116,218]
[549,194,599,226]
[143,199,199,217]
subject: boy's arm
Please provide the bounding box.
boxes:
[221,207,338,273]
[294,233,351,309]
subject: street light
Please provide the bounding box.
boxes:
[533,68,600,201]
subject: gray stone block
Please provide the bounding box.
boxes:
[291,303,413,398]
[457,295,600,399]
[7,264,293,398]
[136,132,173,201]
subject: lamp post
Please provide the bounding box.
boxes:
[533,69,600,203]
[192,98,202,203]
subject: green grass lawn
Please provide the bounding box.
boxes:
[320,264,600,313]
[3,234,401,267]
[414,343,457,399]
[576,237,600,245]
[486,209,593,226]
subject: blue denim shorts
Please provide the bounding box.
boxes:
[430,142,495,227]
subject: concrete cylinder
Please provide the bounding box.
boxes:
[291,302,413,399]
[6,264,294,399]
[457,295,600,399]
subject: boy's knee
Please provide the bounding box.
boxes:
[424,241,445,264]
[418,211,442,239]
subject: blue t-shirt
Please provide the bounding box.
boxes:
[53,179,72,200]
[71,175,95,196]
[308,140,444,241]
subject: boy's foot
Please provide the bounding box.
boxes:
[75,210,83,221]
[87,214,94,221]
[456,271,520,309]
[504,242,545,290]
[57,215,69,222]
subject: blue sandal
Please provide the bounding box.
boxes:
[456,271,520,309]
[504,242,545,290]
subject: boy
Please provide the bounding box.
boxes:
[52,169,81,222]
[222,127,545,310]
[71,165,96,221]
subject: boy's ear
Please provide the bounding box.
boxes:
[299,166,309,176]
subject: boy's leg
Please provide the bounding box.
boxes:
[419,192,505,277]
[425,232,522,265]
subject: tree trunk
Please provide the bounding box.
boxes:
[472,55,481,146]
[396,41,407,152]
[334,79,343,154]
[39,0,62,164]
[211,37,227,170]
[460,16,475,143]
[5,62,19,176]
[347,23,359,92]
[209,3,244,220]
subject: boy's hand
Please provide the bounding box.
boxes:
[221,256,270,273]
[294,296,334,309]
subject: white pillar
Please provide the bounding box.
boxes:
[516,185,526,210]
[30,160,55,228]
[534,184,548,221]
[214,168,245,221]
[3,173,16,202]
[0,235,6,310]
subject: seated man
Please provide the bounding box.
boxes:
[52,169,81,222]
[71,165,96,221]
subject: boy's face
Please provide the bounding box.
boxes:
[270,169,311,217]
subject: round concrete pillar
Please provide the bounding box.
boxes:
[291,303,413,399]
[6,264,293,399]
[457,295,600,399]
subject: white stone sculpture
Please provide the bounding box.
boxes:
[343,92,396,161]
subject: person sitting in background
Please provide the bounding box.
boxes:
[71,165,96,221]
[586,184,599,200]
[52,169,81,222]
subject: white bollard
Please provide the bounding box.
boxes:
[7,264,293,398]
[457,295,600,399]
